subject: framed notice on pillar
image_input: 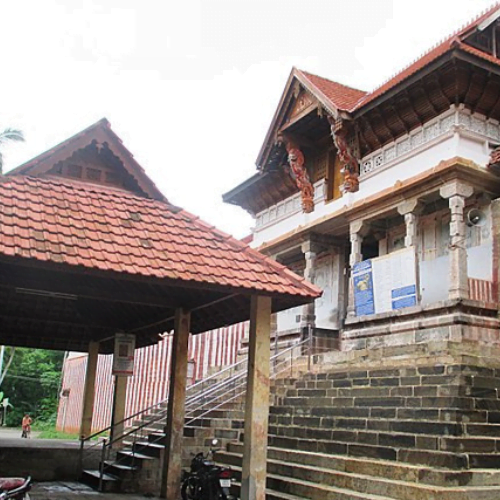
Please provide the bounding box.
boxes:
[112,333,136,376]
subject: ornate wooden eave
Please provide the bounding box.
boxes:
[353,47,500,159]
[256,68,362,171]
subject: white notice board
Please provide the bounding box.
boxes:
[354,247,417,316]
[112,333,136,376]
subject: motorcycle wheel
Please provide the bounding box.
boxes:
[181,477,201,500]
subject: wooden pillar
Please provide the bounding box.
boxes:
[79,341,99,439]
[160,308,191,500]
[110,375,128,449]
[440,181,474,300]
[241,295,272,500]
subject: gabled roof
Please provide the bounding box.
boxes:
[6,118,166,201]
[256,67,366,169]
[352,3,500,112]
[0,174,320,301]
[298,70,367,112]
[254,3,500,173]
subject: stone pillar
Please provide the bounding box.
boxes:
[301,240,317,330]
[160,308,191,500]
[110,374,128,449]
[440,181,474,300]
[241,295,272,500]
[347,221,366,318]
[491,199,500,303]
[397,199,424,248]
[79,340,99,439]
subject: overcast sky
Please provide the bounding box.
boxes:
[1,0,496,238]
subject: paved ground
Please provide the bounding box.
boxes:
[0,428,161,498]
[30,482,159,499]
[0,426,40,440]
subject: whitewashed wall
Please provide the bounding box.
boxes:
[252,106,498,248]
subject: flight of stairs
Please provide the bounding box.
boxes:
[81,395,246,494]
[215,357,500,499]
[82,345,500,499]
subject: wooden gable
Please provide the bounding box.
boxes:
[6,118,166,201]
[46,141,141,192]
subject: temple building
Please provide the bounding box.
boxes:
[224,6,500,355]
[52,6,500,498]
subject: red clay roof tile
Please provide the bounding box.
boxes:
[0,175,321,300]
[297,70,367,111]
[295,4,500,114]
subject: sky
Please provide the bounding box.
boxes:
[0,0,496,238]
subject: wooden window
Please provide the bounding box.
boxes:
[86,168,102,182]
[326,150,342,201]
[105,171,120,185]
[67,164,83,178]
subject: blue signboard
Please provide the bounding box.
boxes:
[391,284,417,310]
[353,260,375,316]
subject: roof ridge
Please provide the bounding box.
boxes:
[297,69,367,95]
[352,2,500,110]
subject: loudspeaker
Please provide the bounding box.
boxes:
[466,209,486,227]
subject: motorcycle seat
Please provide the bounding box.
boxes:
[0,478,26,491]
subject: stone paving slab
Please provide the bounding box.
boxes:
[31,482,159,499]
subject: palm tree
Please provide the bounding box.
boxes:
[0,128,24,174]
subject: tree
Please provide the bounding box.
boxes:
[0,347,64,426]
[0,128,24,174]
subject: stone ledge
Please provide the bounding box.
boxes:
[344,299,498,328]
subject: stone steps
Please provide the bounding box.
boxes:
[224,443,500,487]
[221,457,500,500]
[270,412,500,433]
[270,405,496,423]
[268,424,500,454]
[80,470,119,493]
[230,471,395,500]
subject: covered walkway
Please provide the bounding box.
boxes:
[0,120,321,499]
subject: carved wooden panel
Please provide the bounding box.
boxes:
[312,153,327,182]
[290,90,315,118]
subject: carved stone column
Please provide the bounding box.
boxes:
[440,181,474,300]
[301,240,317,329]
[347,221,367,318]
[397,199,424,248]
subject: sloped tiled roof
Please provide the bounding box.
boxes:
[298,70,367,111]
[0,175,320,299]
[352,3,500,111]
[292,4,500,114]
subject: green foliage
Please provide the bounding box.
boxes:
[1,347,64,426]
[32,420,78,440]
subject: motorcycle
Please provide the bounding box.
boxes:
[0,477,31,500]
[181,440,236,500]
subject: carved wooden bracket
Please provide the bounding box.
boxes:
[281,137,314,213]
[487,146,500,175]
[329,117,360,193]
